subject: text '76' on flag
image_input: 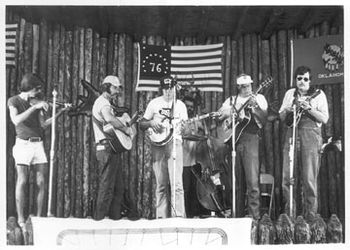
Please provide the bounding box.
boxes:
[140,44,171,78]
[138,44,171,85]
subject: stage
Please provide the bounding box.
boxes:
[29,216,252,247]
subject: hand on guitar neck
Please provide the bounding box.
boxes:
[103,110,143,152]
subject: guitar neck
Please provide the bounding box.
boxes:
[236,85,263,114]
[186,112,219,124]
[127,111,142,127]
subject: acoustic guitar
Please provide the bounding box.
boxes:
[103,110,143,152]
[217,76,273,144]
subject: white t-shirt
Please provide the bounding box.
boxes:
[143,96,188,140]
[279,88,329,127]
[92,95,112,143]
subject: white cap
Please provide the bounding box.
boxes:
[236,74,253,85]
[102,75,121,87]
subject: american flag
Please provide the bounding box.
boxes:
[136,43,223,92]
[6,23,18,67]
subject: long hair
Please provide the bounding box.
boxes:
[19,73,43,92]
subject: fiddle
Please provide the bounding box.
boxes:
[29,96,73,112]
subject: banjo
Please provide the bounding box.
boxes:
[146,112,218,146]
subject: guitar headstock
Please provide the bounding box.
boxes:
[260,76,273,89]
[133,110,144,122]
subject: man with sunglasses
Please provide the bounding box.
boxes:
[217,73,268,219]
[92,75,131,220]
[279,66,329,217]
[7,73,52,232]
[139,76,188,218]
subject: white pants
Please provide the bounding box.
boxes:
[12,138,48,166]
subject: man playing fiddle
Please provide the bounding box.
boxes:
[279,66,329,216]
[217,74,268,219]
[7,73,56,232]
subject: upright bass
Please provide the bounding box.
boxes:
[192,121,232,217]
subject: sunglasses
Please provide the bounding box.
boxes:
[297,77,310,82]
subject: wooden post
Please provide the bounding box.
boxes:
[70,26,80,217]
[63,30,73,217]
[56,24,66,217]
[83,28,93,217]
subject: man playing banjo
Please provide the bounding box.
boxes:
[139,76,188,218]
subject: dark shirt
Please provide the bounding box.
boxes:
[242,108,260,134]
[7,95,43,139]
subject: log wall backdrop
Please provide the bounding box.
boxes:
[6,11,344,226]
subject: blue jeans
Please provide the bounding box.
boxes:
[236,133,260,219]
[151,140,185,218]
[94,143,124,220]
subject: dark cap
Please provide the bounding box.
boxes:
[160,76,176,89]
[20,73,44,92]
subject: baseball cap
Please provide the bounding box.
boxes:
[236,74,253,85]
[102,75,121,87]
[160,76,176,89]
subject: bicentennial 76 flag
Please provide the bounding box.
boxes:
[136,43,223,92]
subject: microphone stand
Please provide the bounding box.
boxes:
[47,88,57,217]
[230,96,236,218]
[172,85,177,217]
[289,104,297,218]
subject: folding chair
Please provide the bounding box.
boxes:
[260,173,275,217]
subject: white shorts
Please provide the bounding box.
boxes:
[12,138,48,166]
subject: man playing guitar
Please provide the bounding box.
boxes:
[217,74,268,219]
[139,76,188,218]
[91,75,131,220]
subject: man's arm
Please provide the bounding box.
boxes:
[252,105,268,125]
[306,108,328,124]
[250,95,268,125]
[139,118,163,133]
[139,118,152,131]
[9,101,48,126]
[217,98,232,121]
[101,106,130,134]
[299,92,329,124]
[41,108,69,129]
[279,90,294,122]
